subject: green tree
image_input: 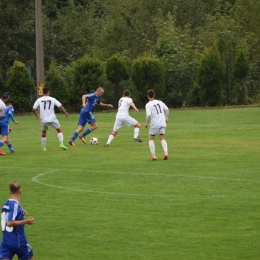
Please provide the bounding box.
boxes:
[0,0,35,75]
[106,55,130,106]
[196,50,225,106]
[132,56,165,105]
[233,51,249,104]
[45,62,69,110]
[6,60,35,112]
[70,56,103,111]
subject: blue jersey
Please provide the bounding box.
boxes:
[82,93,101,113]
[5,107,15,124]
[1,199,28,247]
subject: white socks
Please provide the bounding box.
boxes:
[107,134,114,145]
[134,127,140,138]
[161,139,168,154]
[57,132,64,143]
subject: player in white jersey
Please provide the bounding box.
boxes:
[104,90,142,147]
[0,92,10,155]
[32,87,69,151]
[145,89,169,160]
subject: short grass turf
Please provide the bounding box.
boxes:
[0,107,259,260]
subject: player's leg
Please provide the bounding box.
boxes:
[78,113,96,143]
[41,130,47,151]
[70,124,84,145]
[6,137,15,153]
[105,118,121,147]
[149,134,157,160]
[104,131,118,147]
[51,119,68,150]
[159,128,168,160]
[133,122,142,142]
[0,122,9,154]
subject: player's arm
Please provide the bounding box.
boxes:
[145,105,151,128]
[99,102,113,108]
[7,217,34,227]
[163,104,169,123]
[8,111,17,124]
[32,107,40,120]
[130,102,138,112]
[59,105,69,117]
[82,94,87,107]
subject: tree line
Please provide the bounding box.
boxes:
[0,0,259,112]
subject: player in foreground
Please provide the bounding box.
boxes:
[0,182,35,260]
[0,92,10,155]
[69,87,113,146]
[104,90,142,147]
[4,102,17,153]
[32,87,69,151]
[145,89,169,160]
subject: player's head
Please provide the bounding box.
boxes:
[96,87,104,97]
[1,92,9,102]
[5,101,13,107]
[9,182,22,194]
[123,90,130,97]
[43,87,50,95]
[147,89,155,99]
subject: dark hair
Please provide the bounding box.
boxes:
[147,89,155,98]
[123,90,130,97]
[9,182,21,194]
[43,87,50,94]
[1,92,9,100]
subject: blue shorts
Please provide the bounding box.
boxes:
[0,121,9,136]
[0,242,34,260]
[78,111,96,127]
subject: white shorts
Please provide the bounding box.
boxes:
[149,127,166,136]
[113,115,138,132]
[41,119,61,131]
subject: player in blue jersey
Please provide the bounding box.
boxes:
[4,102,17,153]
[69,87,113,146]
[0,182,35,260]
[0,92,10,155]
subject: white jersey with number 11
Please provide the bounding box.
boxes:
[145,99,169,128]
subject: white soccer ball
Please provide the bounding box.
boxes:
[90,137,98,145]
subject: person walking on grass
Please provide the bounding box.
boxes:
[0,92,10,155]
[69,87,113,146]
[3,102,17,153]
[0,182,35,260]
[104,90,142,147]
[145,89,169,161]
[32,87,69,151]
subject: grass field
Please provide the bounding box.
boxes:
[0,107,260,259]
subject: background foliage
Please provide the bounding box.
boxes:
[1,0,260,111]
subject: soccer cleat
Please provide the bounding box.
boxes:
[104,144,109,147]
[42,147,47,152]
[152,156,157,161]
[163,154,168,160]
[0,150,6,155]
[79,135,86,144]
[133,137,143,142]
[60,144,68,150]
[69,141,76,146]
[10,148,15,153]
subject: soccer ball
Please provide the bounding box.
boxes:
[90,137,98,145]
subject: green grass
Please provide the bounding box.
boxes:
[0,107,260,259]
